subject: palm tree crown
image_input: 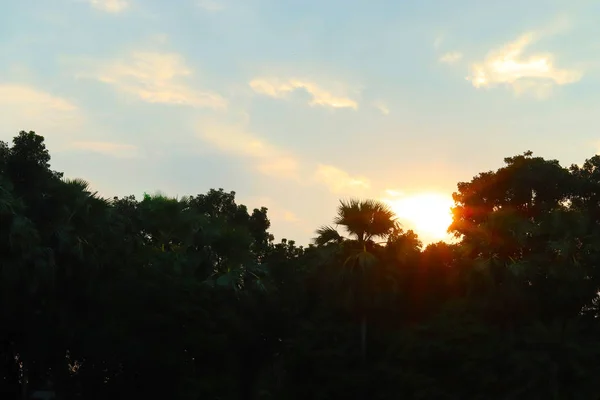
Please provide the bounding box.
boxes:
[313,199,398,247]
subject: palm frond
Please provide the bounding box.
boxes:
[334,198,397,242]
[313,225,344,246]
[63,177,92,193]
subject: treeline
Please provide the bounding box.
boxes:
[2,131,600,399]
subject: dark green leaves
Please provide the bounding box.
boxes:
[4,131,600,399]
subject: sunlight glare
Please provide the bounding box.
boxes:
[385,192,453,242]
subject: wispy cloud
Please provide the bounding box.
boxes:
[197,119,299,179]
[282,210,300,222]
[79,52,227,108]
[468,31,582,98]
[0,84,76,111]
[439,51,463,64]
[0,84,82,127]
[70,141,140,158]
[384,189,403,197]
[197,0,225,11]
[240,196,301,229]
[88,0,129,13]
[433,34,444,50]
[249,78,358,110]
[197,116,370,195]
[374,101,390,115]
[149,34,169,45]
[314,164,370,194]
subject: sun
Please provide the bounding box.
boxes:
[384,192,454,242]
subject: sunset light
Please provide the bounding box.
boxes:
[385,192,454,242]
[4,1,600,396]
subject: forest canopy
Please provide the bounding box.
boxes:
[2,131,600,399]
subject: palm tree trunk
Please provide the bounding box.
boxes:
[360,314,367,362]
[21,362,28,400]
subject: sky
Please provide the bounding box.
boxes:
[1,0,600,246]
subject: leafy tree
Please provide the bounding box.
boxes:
[3,131,600,399]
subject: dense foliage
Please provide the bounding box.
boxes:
[2,131,600,399]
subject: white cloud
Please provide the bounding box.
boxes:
[0,84,82,128]
[79,52,227,108]
[257,157,299,178]
[70,141,140,158]
[249,78,358,109]
[374,101,390,115]
[198,0,225,11]
[240,196,301,228]
[282,211,300,222]
[314,164,370,194]
[468,32,582,98]
[88,0,128,13]
[0,84,76,111]
[433,34,444,50]
[439,51,463,64]
[197,117,369,195]
[150,34,169,45]
[197,119,299,179]
[384,189,403,197]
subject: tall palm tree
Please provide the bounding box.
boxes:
[313,199,398,361]
[315,199,397,248]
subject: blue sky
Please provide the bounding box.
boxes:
[1,0,599,245]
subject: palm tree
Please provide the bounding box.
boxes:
[314,199,397,247]
[313,199,398,361]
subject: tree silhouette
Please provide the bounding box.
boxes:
[2,131,600,398]
[313,199,398,362]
